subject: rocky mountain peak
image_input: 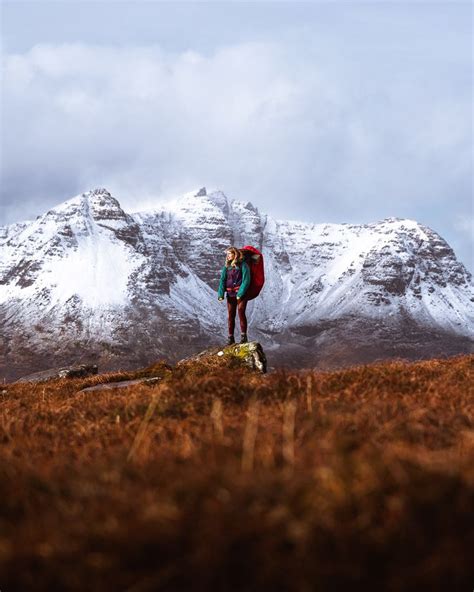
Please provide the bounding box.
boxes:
[245,201,259,214]
[81,188,129,223]
[90,187,112,197]
[40,188,120,223]
[207,190,230,218]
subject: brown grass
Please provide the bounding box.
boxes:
[0,354,473,591]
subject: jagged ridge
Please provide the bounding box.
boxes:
[0,186,472,380]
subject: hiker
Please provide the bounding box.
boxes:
[218,246,251,345]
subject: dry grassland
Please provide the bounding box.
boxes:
[0,354,473,591]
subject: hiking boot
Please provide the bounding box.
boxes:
[240,333,248,344]
[226,335,235,345]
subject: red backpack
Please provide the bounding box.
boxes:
[240,245,265,300]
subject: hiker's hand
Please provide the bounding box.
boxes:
[236,297,241,301]
[218,297,224,301]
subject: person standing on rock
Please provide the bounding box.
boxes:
[218,247,251,345]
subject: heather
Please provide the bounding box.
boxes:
[0,355,473,591]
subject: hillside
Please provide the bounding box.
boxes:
[1,354,473,590]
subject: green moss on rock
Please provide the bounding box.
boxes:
[177,341,267,374]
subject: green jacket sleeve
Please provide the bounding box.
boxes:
[218,266,227,299]
[237,261,251,299]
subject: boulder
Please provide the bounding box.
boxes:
[177,341,267,374]
[14,364,99,384]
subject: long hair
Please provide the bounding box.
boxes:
[225,246,244,268]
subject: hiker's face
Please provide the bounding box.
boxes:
[226,251,233,262]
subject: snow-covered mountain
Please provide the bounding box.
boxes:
[1,187,472,381]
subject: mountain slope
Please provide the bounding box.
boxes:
[0,187,472,380]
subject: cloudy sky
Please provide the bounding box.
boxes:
[1,1,472,269]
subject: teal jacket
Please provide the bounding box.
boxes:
[218,261,250,299]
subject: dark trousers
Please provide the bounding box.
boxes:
[227,295,248,335]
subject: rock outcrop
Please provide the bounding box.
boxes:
[177,342,267,374]
[14,364,98,384]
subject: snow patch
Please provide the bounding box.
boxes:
[47,232,140,308]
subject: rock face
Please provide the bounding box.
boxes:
[229,342,267,373]
[0,186,473,381]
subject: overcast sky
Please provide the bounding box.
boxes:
[1,1,472,269]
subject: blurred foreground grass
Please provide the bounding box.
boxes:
[0,354,473,591]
